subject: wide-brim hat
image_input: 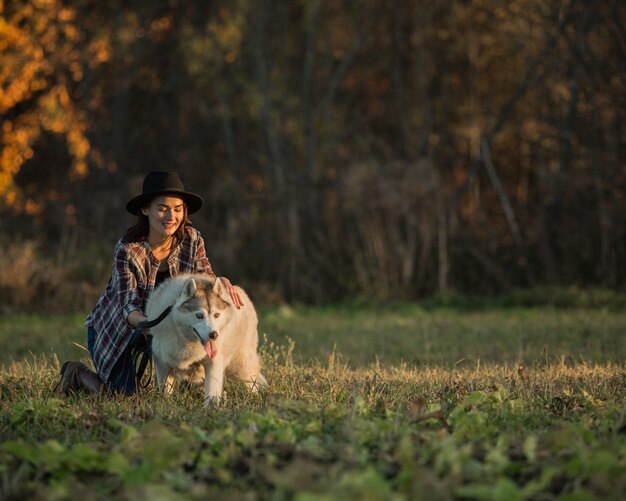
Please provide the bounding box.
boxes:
[126,171,204,216]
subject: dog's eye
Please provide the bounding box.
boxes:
[213,312,220,319]
[196,313,204,319]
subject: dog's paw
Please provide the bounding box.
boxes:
[246,375,268,393]
[204,395,222,408]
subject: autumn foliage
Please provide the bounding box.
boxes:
[0,0,624,306]
[0,0,100,209]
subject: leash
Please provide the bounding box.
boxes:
[130,305,173,389]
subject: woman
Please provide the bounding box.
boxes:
[56,171,242,395]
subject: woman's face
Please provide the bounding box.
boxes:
[142,195,185,241]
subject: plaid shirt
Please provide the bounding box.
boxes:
[86,226,215,382]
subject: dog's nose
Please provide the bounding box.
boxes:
[209,331,219,340]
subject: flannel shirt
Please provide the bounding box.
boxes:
[86,226,215,382]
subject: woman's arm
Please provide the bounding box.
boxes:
[194,232,216,277]
[114,242,146,321]
[192,229,243,308]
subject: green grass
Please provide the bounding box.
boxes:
[2,305,623,369]
[0,300,625,499]
[0,313,88,367]
[260,303,624,367]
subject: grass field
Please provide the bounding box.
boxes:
[0,299,624,499]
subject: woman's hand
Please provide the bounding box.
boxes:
[128,310,148,328]
[127,310,151,338]
[220,277,244,309]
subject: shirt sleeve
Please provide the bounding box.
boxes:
[194,233,216,277]
[113,243,145,319]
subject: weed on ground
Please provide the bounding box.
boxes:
[0,304,624,499]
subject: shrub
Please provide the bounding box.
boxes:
[0,241,102,313]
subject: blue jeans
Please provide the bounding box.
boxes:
[87,326,136,395]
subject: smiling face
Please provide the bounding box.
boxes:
[142,195,186,242]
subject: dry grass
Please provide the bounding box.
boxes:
[0,305,624,499]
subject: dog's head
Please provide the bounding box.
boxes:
[172,276,232,359]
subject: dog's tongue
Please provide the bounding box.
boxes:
[204,340,217,359]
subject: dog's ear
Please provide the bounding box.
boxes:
[176,278,197,306]
[212,277,231,305]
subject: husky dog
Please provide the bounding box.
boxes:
[146,274,266,405]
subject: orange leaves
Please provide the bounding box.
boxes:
[57,7,74,22]
[87,36,111,69]
[150,15,173,33]
[0,114,38,196]
[39,85,90,179]
[0,15,50,114]
[0,0,97,202]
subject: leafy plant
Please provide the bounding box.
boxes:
[0,305,624,499]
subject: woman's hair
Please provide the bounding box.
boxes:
[122,199,190,248]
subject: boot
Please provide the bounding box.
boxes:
[54,361,102,395]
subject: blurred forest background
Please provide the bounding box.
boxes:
[0,0,624,311]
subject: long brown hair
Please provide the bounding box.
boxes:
[122,200,190,249]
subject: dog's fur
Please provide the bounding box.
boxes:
[146,274,266,405]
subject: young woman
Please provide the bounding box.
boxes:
[56,171,242,395]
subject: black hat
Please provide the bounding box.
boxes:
[126,171,204,215]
